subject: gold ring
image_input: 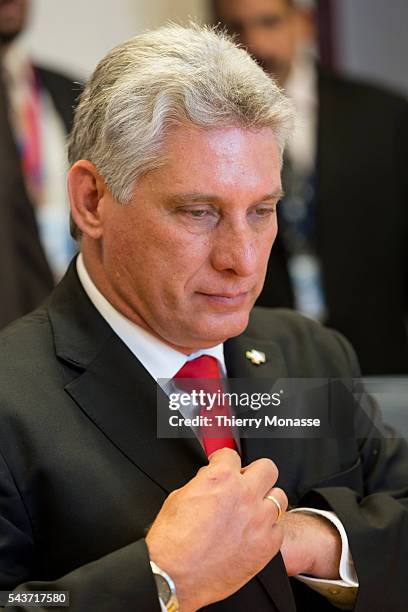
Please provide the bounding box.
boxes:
[264,494,283,522]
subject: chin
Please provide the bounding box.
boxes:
[194,311,250,345]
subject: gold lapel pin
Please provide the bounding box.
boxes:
[245,349,266,366]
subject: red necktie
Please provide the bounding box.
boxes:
[174,355,237,457]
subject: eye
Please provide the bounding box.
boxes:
[179,206,218,220]
[259,15,283,29]
[188,209,211,218]
[253,204,277,217]
[176,206,220,230]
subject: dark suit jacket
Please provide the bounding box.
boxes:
[0,262,407,611]
[0,64,80,330]
[257,69,408,376]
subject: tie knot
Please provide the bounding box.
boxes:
[173,354,237,456]
[174,355,221,380]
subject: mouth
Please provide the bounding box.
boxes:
[196,291,250,308]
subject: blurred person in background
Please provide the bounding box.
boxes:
[213,0,408,375]
[0,0,80,329]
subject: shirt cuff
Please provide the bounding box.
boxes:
[289,507,358,609]
[159,598,167,611]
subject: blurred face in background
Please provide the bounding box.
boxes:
[0,0,28,47]
[214,0,314,86]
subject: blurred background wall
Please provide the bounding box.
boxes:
[24,0,210,78]
[336,0,408,96]
[24,0,408,96]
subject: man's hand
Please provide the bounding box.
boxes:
[146,448,287,612]
[280,511,342,579]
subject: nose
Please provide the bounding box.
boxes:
[210,220,263,279]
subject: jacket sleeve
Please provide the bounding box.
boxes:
[0,449,161,612]
[300,331,408,612]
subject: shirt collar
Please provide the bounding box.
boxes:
[76,253,226,382]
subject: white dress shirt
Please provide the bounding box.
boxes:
[76,254,358,609]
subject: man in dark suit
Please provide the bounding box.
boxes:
[0,0,80,329]
[213,0,408,376]
[0,23,407,612]
[0,72,54,328]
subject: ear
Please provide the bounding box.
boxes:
[67,160,108,240]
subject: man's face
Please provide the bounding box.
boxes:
[215,0,299,86]
[98,126,282,352]
[0,0,28,46]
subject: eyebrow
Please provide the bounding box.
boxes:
[167,190,285,206]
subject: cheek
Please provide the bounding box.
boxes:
[262,218,278,252]
[103,203,211,295]
[128,222,212,294]
[158,219,212,263]
[160,236,211,292]
[272,220,279,243]
[256,222,278,270]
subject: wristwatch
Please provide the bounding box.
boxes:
[150,560,180,612]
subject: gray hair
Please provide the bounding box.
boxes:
[68,23,294,235]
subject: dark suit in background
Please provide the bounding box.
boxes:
[0,263,407,611]
[0,62,80,329]
[257,69,408,376]
[34,65,79,135]
[0,71,53,328]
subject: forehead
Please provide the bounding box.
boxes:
[216,0,289,19]
[141,125,282,201]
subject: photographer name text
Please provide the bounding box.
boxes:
[168,414,321,429]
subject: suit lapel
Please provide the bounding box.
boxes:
[49,262,206,494]
[224,332,296,612]
[224,331,293,472]
[225,325,311,496]
[65,335,207,493]
[224,332,288,380]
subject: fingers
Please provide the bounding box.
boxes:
[264,487,288,523]
[207,447,242,470]
[197,452,287,527]
[241,458,279,497]
[195,448,242,488]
